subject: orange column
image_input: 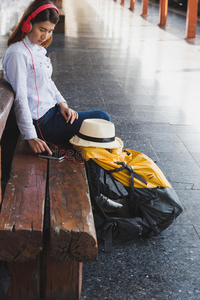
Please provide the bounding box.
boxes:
[158,0,168,27]
[130,0,135,11]
[141,0,149,17]
[185,0,198,39]
[121,0,125,5]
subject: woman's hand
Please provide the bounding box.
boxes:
[59,102,78,124]
[28,138,52,155]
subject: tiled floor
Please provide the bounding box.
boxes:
[1,0,200,299]
[58,1,200,299]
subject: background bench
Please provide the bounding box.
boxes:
[0,78,98,300]
[53,0,65,34]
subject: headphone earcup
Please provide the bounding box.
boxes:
[21,20,32,33]
[29,22,33,33]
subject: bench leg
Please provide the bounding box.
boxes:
[45,257,82,300]
[7,257,82,300]
[7,258,40,300]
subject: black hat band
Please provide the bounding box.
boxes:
[77,132,115,143]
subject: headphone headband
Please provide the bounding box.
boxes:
[27,4,59,22]
[21,4,59,33]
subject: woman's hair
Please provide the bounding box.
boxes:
[7,0,59,48]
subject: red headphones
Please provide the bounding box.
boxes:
[21,4,59,33]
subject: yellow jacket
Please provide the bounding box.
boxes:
[76,146,171,189]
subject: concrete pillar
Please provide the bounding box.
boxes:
[129,0,135,11]
[141,0,149,17]
[158,0,168,27]
[185,0,198,39]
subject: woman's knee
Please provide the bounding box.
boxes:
[95,110,111,121]
[78,110,111,122]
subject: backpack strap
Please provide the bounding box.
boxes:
[85,161,115,252]
[85,161,108,220]
[103,169,127,200]
[101,222,114,252]
[107,162,147,185]
[107,162,147,214]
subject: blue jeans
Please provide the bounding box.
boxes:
[33,105,111,144]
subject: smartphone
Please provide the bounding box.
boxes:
[38,150,66,161]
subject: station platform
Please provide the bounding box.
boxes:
[1,0,200,299]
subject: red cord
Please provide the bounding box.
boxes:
[64,154,84,165]
[51,149,84,165]
[22,37,56,148]
[22,36,84,165]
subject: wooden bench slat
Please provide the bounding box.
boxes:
[0,79,15,203]
[0,147,2,203]
[0,80,14,140]
[0,137,47,262]
[49,158,98,262]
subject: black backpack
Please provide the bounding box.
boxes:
[85,157,183,252]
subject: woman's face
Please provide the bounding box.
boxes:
[27,21,55,45]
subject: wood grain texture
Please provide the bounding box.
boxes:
[0,137,47,262]
[49,158,98,262]
[7,257,40,300]
[45,256,82,300]
[0,146,1,204]
[0,79,15,203]
[0,79,14,140]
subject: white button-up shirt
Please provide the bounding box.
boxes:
[2,35,66,139]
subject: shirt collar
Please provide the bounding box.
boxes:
[23,35,46,54]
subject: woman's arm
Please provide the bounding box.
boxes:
[3,50,52,154]
[3,51,37,139]
[58,102,78,124]
[28,138,52,154]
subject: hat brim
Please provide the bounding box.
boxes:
[69,136,123,149]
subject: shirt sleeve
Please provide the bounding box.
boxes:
[49,78,68,105]
[3,51,37,140]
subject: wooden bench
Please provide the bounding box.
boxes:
[0,78,98,300]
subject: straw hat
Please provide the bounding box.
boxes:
[69,119,123,149]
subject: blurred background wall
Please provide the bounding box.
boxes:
[0,0,32,36]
